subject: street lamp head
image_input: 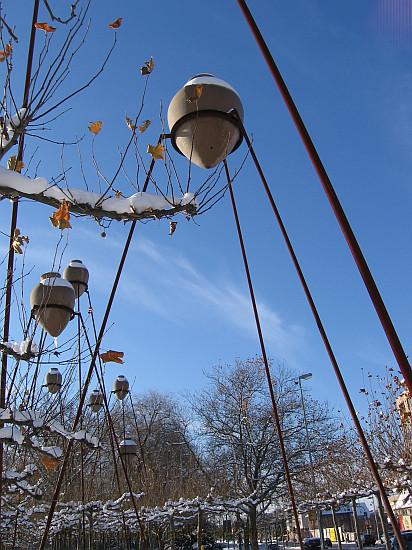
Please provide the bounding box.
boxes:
[167,74,244,169]
[299,372,313,381]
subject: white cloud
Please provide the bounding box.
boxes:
[116,237,305,361]
[18,224,305,362]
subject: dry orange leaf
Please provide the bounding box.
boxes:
[40,454,59,472]
[125,115,135,132]
[34,22,56,33]
[138,120,151,134]
[169,221,177,236]
[108,17,123,29]
[187,84,203,103]
[50,200,71,230]
[88,121,102,135]
[140,57,154,76]
[12,228,29,255]
[147,143,164,161]
[7,155,24,173]
[99,350,124,364]
[0,44,12,63]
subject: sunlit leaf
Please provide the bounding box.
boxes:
[34,22,56,33]
[169,221,177,236]
[108,17,123,29]
[88,121,102,135]
[99,350,124,364]
[138,120,151,134]
[125,115,135,132]
[40,454,59,472]
[0,44,12,63]
[147,143,164,161]
[140,56,154,76]
[12,228,29,255]
[187,84,203,103]
[7,155,24,172]
[49,200,71,230]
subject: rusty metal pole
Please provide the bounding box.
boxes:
[229,115,405,550]
[236,0,412,396]
[224,160,304,550]
[0,0,40,525]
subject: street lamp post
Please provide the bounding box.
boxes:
[297,373,326,550]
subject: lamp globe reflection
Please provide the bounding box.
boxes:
[88,389,104,413]
[63,260,89,298]
[167,74,244,169]
[113,375,129,401]
[44,367,62,394]
[119,438,138,468]
[30,272,75,337]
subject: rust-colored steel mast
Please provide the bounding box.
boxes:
[236,0,412,395]
[231,118,406,550]
[224,160,304,550]
[0,0,40,525]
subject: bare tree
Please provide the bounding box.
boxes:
[191,358,345,550]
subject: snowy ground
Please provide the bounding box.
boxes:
[215,544,386,550]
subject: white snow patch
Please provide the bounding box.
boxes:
[0,166,198,215]
[2,338,38,356]
[0,425,24,444]
[185,75,238,94]
[40,275,74,289]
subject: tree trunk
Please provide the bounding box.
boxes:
[331,505,342,550]
[249,505,259,550]
[170,515,175,550]
[197,506,203,550]
[376,492,391,550]
[244,517,250,550]
[351,497,363,550]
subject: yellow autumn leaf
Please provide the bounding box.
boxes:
[0,44,12,63]
[34,22,56,33]
[50,200,72,230]
[99,350,124,364]
[147,143,164,161]
[125,115,135,132]
[88,121,102,135]
[12,228,29,255]
[187,84,203,103]
[108,17,123,29]
[7,156,24,173]
[138,120,151,134]
[140,56,154,76]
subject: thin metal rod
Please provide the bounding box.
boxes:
[234,118,405,550]
[236,0,412,395]
[0,0,40,525]
[298,378,325,549]
[77,295,86,550]
[298,379,317,496]
[38,154,157,549]
[223,159,304,550]
[78,312,146,538]
[84,290,145,538]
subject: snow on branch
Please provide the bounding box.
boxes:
[0,408,100,449]
[0,339,38,361]
[0,167,197,222]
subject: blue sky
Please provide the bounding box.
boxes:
[2,0,412,414]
